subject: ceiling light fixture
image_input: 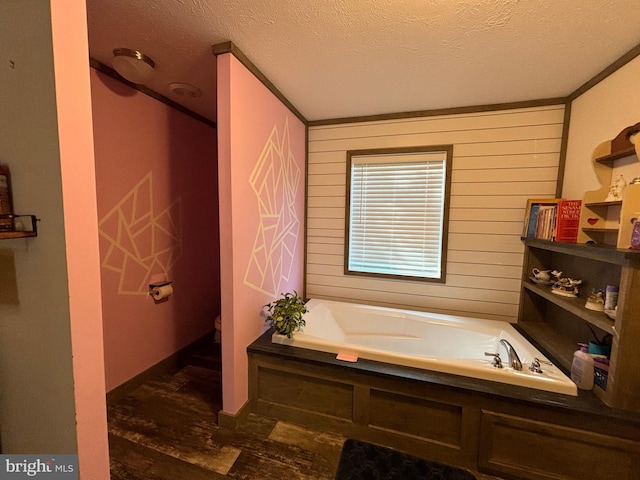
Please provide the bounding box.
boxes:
[112,48,155,84]
[169,82,203,99]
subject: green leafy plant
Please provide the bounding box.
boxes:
[264,291,308,338]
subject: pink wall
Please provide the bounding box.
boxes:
[217,54,306,414]
[50,2,110,477]
[91,70,220,391]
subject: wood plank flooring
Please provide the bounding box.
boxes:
[107,334,504,479]
[108,336,345,479]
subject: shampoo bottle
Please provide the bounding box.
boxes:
[571,343,594,390]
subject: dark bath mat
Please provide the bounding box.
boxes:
[335,438,477,480]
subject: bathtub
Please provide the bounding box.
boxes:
[271,298,578,396]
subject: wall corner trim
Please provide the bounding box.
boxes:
[556,100,573,198]
[568,41,640,102]
[217,401,251,431]
[212,41,308,125]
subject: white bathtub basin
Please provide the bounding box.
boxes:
[271,298,577,396]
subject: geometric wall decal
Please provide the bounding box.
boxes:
[99,172,182,295]
[244,118,301,297]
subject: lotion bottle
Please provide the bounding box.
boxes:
[571,343,594,390]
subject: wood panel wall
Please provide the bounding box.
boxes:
[306,105,566,322]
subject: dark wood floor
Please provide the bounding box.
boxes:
[107,334,503,479]
[108,335,346,479]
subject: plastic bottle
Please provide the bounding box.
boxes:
[0,164,13,231]
[604,285,619,311]
[631,214,640,250]
[571,343,594,390]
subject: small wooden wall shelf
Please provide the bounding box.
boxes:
[0,214,39,239]
[585,200,622,208]
[578,122,640,248]
[595,146,636,165]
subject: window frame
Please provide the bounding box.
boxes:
[344,145,453,283]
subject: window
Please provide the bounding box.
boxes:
[345,146,452,282]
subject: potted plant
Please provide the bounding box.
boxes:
[264,291,308,338]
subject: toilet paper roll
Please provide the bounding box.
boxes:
[151,284,173,300]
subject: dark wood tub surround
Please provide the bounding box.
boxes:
[248,331,640,480]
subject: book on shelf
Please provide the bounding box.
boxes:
[555,199,582,243]
[523,198,581,242]
[524,203,541,238]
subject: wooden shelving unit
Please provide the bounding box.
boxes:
[522,282,615,334]
[520,124,640,412]
[519,237,640,412]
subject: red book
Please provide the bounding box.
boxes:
[555,200,582,242]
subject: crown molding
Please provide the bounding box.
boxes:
[89,58,216,128]
[212,41,307,125]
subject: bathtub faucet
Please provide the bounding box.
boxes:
[499,339,522,371]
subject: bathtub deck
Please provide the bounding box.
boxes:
[249,329,640,480]
[253,329,628,418]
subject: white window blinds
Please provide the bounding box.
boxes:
[347,150,449,280]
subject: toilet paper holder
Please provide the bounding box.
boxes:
[149,281,173,302]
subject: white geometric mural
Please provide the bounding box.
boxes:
[244,118,301,297]
[99,172,182,295]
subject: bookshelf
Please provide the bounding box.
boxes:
[518,238,640,411]
[519,123,640,413]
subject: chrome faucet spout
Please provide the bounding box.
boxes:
[500,339,523,371]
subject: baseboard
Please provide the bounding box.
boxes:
[217,400,251,431]
[106,331,215,406]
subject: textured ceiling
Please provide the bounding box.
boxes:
[86,0,640,123]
